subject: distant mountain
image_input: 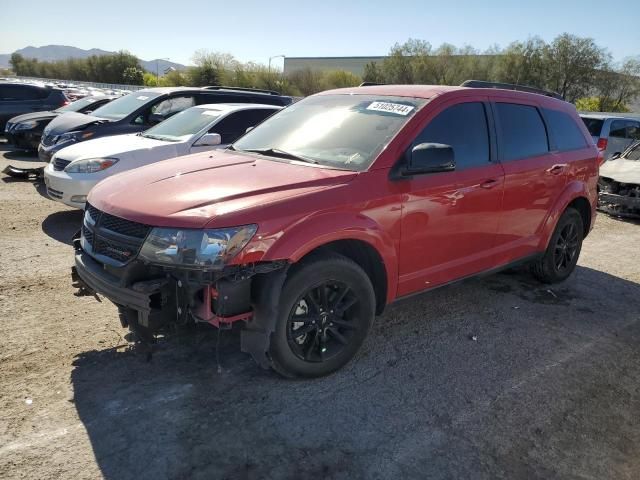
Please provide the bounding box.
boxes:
[0,45,186,75]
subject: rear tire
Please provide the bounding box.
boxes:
[531,208,583,283]
[268,254,375,378]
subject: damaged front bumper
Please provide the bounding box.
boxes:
[598,192,640,218]
[72,244,288,367]
[598,178,640,219]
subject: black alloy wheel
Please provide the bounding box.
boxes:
[286,280,360,363]
[269,254,375,378]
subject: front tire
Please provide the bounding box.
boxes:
[269,254,375,378]
[531,208,584,283]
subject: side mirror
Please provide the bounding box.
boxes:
[405,143,455,175]
[194,133,222,147]
[148,113,166,125]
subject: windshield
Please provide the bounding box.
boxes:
[581,117,604,137]
[142,107,223,142]
[54,97,101,113]
[91,91,161,120]
[233,94,426,170]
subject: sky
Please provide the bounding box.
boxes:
[2,0,639,66]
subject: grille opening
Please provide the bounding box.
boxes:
[81,204,150,264]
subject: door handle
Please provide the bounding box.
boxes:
[479,179,499,189]
[546,164,568,175]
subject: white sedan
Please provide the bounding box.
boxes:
[44,103,280,208]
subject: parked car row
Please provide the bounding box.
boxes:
[3,81,601,378]
[44,103,281,207]
[579,112,640,160]
[5,95,116,150]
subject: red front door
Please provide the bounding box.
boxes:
[397,98,505,297]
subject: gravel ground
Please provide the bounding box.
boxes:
[1,142,640,480]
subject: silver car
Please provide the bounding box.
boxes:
[580,113,640,160]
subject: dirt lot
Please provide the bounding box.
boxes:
[1,142,640,480]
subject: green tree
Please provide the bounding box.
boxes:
[9,53,25,72]
[123,66,144,85]
[544,34,608,102]
[160,69,188,87]
[287,67,325,96]
[362,62,385,83]
[323,70,361,89]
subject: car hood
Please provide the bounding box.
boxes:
[600,157,640,184]
[89,150,358,228]
[43,111,109,136]
[54,133,177,161]
[9,111,57,124]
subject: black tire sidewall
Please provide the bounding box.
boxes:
[539,208,584,283]
[269,256,375,378]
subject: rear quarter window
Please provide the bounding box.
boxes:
[609,120,627,138]
[544,109,587,151]
[496,103,549,161]
[0,85,48,101]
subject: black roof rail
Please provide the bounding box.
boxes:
[359,82,386,87]
[460,80,564,100]
[203,85,282,96]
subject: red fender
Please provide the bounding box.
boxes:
[260,211,399,305]
[537,180,597,251]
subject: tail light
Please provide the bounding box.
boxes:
[596,138,607,151]
[597,150,605,167]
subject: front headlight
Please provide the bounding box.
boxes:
[64,157,119,173]
[14,121,38,131]
[57,130,94,144]
[139,225,258,270]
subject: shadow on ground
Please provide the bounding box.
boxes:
[70,266,640,480]
[42,209,83,245]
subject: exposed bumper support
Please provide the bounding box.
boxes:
[599,192,640,218]
[73,251,160,326]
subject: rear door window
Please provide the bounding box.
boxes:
[412,102,490,170]
[496,103,549,161]
[151,96,195,117]
[544,108,587,151]
[581,117,604,137]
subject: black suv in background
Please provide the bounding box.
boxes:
[5,96,116,151]
[0,83,69,132]
[38,86,293,162]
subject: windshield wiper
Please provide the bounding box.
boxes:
[240,148,319,164]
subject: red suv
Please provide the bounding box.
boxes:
[72,83,598,378]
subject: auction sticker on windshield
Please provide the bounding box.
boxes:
[367,102,415,115]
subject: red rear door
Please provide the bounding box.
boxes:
[491,100,567,265]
